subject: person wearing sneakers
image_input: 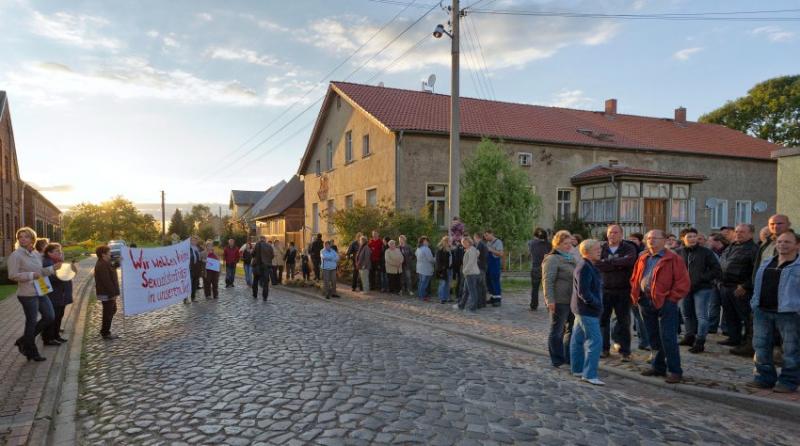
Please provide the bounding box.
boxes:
[746,230,800,394]
[596,224,638,361]
[630,229,691,384]
[570,239,605,386]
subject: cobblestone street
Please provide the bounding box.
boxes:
[77,284,800,445]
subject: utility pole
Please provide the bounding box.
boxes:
[161,190,166,241]
[448,0,461,223]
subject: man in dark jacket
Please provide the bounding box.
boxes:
[309,234,324,281]
[188,235,202,302]
[675,227,722,353]
[451,241,464,302]
[718,224,760,352]
[473,233,488,308]
[596,224,638,360]
[528,228,549,311]
[251,235,274,301]
[346,232,363,291]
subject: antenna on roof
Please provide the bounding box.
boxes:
[421,74,436,93]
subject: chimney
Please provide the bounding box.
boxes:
[675,106,687,124]
[605,98,617,115]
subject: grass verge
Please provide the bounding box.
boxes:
[0,284,16,302]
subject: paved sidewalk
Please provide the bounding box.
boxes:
[294,281,800,406]
[0,258,96,446]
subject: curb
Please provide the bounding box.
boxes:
[27,270,94,446]
[284,286,800,423]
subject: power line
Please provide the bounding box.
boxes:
[196,0,424,182]
[205,2,440,179]
[459,18,489,100]
[461,13,494,100]
[469,8,800,21]
[466,14,496,100]
[366,33,431,83]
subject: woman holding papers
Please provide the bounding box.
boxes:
[203,240,220,299]
[8,227,59,361]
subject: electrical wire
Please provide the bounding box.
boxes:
[466,14,496,100]
[468,8,800,21]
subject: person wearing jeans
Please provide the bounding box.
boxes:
[222,239,239,288]
[94,244,121,340]
[747,230,800,393]
[321,241,340,299]
[10,225,56,359]
[675,228,722,353]
[415,237,435,301]
[543,230,577,367]
[630,230,691,383]
[458,237,481,312]
[718,225,759,347]
[596,224,638,361]
[435,236,452,303]
[570,239,605,385]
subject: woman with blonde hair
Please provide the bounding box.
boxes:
[435,235,453,303]
[542,230,577,367]
[384,240,404,294]
[9,227,60,361]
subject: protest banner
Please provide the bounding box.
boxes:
[122,239,191,316]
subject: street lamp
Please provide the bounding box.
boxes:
[433,0,460,224]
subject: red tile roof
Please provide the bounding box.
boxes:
[571,165,707,184]
[330,81,782,160]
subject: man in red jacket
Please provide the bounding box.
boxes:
[368,230,383,293]
[630,229,691,384]
[223,239,240,288]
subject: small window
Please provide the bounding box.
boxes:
[735,200,752,225]
[711,199,728,229]
[518,152,532,167]
[672,184,689,199]
[311,203,319,233]
[366,188,377,207]
[643,182,669,198]
[345,131,353,163]
[326,141,333,170]
[345,194,354,209]
[621,182,640,198]
[620,198,640,222]
[315,160,321,176]
[671,199,689,223]
[557,188,573,220]
[362,134,370,157]
[426,184,447,227]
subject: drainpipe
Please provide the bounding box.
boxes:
[395,131,403,210]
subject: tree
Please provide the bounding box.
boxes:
[169,209,189,239]
[460,138,542,247]
[699,75,800,146]
[63,196,160,244]
[328,203,439,249]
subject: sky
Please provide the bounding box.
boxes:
[1,0,798,209]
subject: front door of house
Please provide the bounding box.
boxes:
[643,199,667,232]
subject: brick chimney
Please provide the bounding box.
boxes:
[605,98,617,115]
[675,106,687,124]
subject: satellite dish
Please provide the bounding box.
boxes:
[753,201,768,213]
[704,198,718,209]
[427,74,436,89]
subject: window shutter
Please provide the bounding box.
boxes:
[689,198,696,225]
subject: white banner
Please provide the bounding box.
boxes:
[122,239,191,316]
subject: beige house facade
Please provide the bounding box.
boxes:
[297,82,782,245]
[773,147,800,225]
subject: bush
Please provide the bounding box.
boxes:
[553,214,592,239]
[327,203,441,249]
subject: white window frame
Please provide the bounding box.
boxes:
[362,134,370,157]
[735,200,752,225]
[518,152,532,167]
[345,194,354,209]
[671,199,690,223]
[365,188,377,207]
[425,183,448,227]
[326,141,333,170]
[711,199,728,229]
[345,131,353,163]
[556,188,574,220]
[620,197,640,222]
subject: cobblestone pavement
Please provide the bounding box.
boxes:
[322,284,797,402]
[77,284,800,445]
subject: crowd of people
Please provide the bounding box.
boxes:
[533,215,798,392]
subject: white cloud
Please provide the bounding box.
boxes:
[146,30,159,38]
[30,11,122,50]
[631,0,647,11]
[207,47,281,67]
[3,59,320,108]
[162,33,180,49]
[196,12,213,22]
[298,10,620,74]
[238,13,291,33]
[673,47,703,61]
[549,89,594,109]
[751,26,795,43]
